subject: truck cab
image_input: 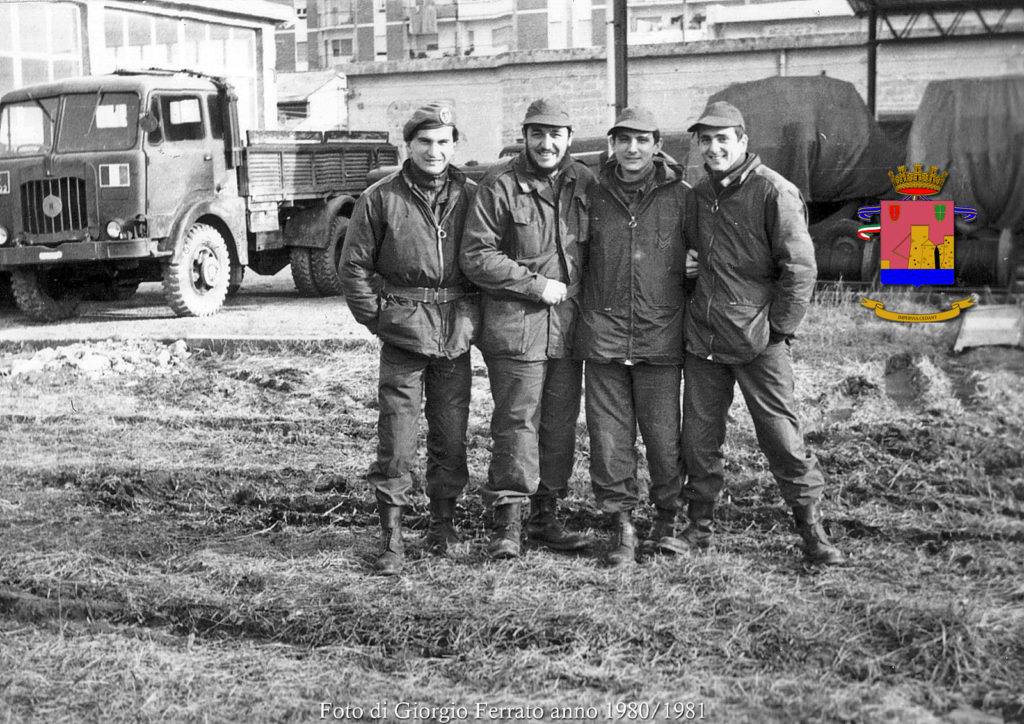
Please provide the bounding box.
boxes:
[0,70,246,320]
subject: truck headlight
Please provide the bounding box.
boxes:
[105,219,123,239]
[0,226,7,245]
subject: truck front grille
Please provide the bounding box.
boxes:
[21,177,88,234]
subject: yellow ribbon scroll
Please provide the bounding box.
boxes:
[859,295,977,323]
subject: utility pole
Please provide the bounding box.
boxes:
[605,0,628,124]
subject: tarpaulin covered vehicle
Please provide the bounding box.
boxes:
[908,75,1024,291]
[686,75,902,281]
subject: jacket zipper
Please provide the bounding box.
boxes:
[706,193,720,358]
[411,183,462,356]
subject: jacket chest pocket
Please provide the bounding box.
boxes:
[511,202,544,259]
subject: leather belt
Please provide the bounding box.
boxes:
[382,283,473,303]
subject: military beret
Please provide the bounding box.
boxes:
[403,102,457,142]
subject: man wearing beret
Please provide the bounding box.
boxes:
[575,106,693,567]
[460,98,594,558]
[340,102,478,575]
[680,100,843,565]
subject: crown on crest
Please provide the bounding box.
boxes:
[888,163,949,196]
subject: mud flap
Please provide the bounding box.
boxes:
[953,304,1024,352]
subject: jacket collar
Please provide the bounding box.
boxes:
[599,155,681,189]
[512,150,580,195]
[705,152,761,191]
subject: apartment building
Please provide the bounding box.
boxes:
[285,0,869,69]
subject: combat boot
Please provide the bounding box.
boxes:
[679,500,715,550]
[643,507,688,555]
[375,504,404,575]
[525,495,588,552]
[488,503,522,559]
[792,502,845,565]
[607,511,637,568]
[424,497,459,555]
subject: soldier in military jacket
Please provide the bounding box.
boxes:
[460,98,594,558]
[340,103,478,575]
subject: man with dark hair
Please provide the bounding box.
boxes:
[460,98,594,559]
[576,106,692,567]
[340,102,478,575]
[681,100,843,565]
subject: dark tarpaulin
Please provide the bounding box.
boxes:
[686,75,898,202]
[908,76,1024,231]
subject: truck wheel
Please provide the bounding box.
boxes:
[309,215,348,296]
[227,255,245,298]
[9,268,81,322]
[162,222,230,317]
[290,246,319,297]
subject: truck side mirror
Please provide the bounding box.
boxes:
[139,113,159,133]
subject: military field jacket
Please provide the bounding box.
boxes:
[684,153,817,364]
[340,162,478,359]
[459,152,595,361]
[576,157,693,364]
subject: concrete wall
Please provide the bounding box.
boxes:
[344,34,1024,164]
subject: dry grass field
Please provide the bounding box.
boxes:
[1,291,1022,723]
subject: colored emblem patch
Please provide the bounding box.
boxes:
[879,200,954,286]
[856,164,978,323]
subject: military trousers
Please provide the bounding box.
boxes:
[682,344,824,507]
[368,342,471,507]
[482,356,583,507]
[585,361,684,513]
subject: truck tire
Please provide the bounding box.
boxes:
[162,222,230,317]
[9,268,81,322]
[309,215,348,296]
[227,255,245,298]
[290,246,319,297]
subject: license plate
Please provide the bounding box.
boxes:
[38,251,63,260]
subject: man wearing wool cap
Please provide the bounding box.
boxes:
[340,102,478,575]
[575,106,694,566]
[460,97,594,559]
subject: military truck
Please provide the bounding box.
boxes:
[907,75,1024,292]
[0,69,398,321]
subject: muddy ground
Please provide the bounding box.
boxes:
[0,291,1022,722]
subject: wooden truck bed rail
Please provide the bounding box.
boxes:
[241,130,399,202]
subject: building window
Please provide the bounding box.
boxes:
[327,37,353,60]
[319,0,353,27]
[492,24,512,49]
[102,11,259,133]
[0,2,83,97]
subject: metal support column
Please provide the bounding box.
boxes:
[867,7,878,116]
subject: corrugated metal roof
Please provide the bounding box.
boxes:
[847,0,1024,16]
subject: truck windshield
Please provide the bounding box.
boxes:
[0,92,140,156]
[0,97,59,156]
[57,92,140,152]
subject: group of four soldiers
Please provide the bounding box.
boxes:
[340,96,844,574]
